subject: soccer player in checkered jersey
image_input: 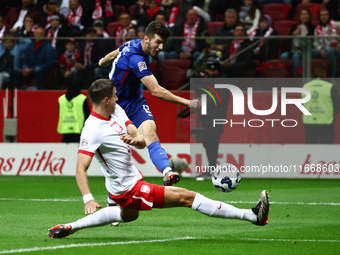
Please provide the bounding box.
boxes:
[98,21,199,187]
[48,79,270,238]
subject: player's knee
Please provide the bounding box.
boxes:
[178,190,196,207]
[145,132,159,144]
[121,211,139,222]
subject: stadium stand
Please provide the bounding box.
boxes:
[106,21,120,36]
[2,0,339,89]
[207,21,224,35]
[114,5,126,16]
[262,3,291,23]
[161,59,192,71]
[161,66,188,90]
[273,20,296,36]
[129,5,137,16]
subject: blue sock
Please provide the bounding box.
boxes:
[148,141,171,173]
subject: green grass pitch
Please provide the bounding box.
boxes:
[0,176,339,255]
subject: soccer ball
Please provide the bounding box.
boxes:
[212,163,241,192]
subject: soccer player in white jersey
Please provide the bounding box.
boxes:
[48,79,270,239]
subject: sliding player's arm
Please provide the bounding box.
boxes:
[98,48,120,67]
[141,75,200,109]
[121,123,146,149]
[76,153,102,215]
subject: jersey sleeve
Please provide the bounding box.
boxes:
[128,54,153,79]
[119,40,132,51]
[78,121,102,157]
[116,105,132,127]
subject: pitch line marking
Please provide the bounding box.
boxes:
[0,237,197,254]
[240,238,340,243]
[1,198,340,206]
[1,236,339,253]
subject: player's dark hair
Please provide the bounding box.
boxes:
[89,79,115,105]
[145,21,171,40]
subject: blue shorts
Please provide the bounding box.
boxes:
[121,98,155,128]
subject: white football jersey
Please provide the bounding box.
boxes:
[78,104,143,196]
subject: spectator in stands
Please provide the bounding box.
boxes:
[126,25,138,39]
[0,16,6,38]
[0,33,15,89]
[46,14,71,57]
[155,10,168,26]
[90,0,116,27]
[93,19,109,38]
[167,0,192,28]
[40,0,61,29]
[72,28,112,89]
[280,8,315,76]
[57,79,90,143]
[114,12,134,48]
[221,23,254,78]
[14,13,37,38]
[12,26,57,90]
[239,0,261,35]
[133,0,163,28]
[137,25,146,38]
[211,8,241,53]
[193,47,223,77]
[12,13,37,73]
[291,0,340,19]
[152,11,172,66]
[4,0,39,34]
[66,0,87,36]
[173,9,209,62]
[249,15,279,62]
[58,38,81,89]
[312,7,339,77]
[154,11,175,53]
[302,64,340,144]
[164,8,209,64]
[208,0,241,21]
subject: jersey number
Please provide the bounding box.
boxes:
[143,105,153,117]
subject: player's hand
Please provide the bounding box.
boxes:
[120,134,136,145]
[84,200,102,215]
[189,99,200,109]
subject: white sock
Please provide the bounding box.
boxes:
[191,193,257,223]
[67,206,124,233]
[163,167,172,176]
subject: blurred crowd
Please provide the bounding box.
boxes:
[1,0,340,90]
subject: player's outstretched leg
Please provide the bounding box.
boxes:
[48,206,125,239]
[188,189,270,225]
[48,224,71,238]
[251,190,270,226]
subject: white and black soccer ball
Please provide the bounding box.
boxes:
[212,163,241,192]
